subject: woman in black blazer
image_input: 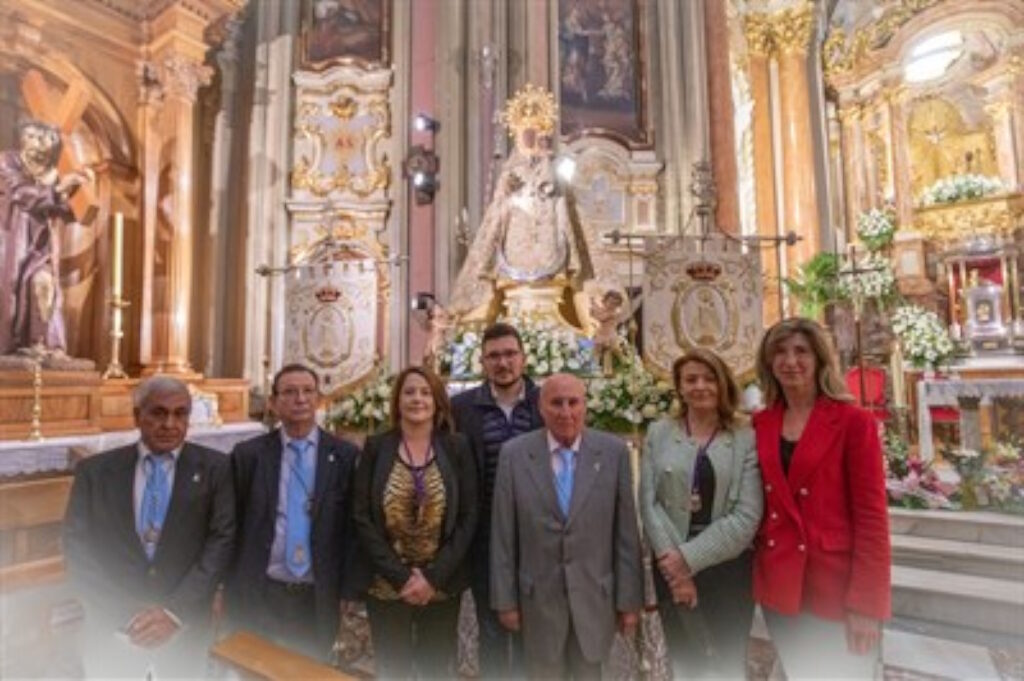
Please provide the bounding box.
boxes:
[352,366,478,679]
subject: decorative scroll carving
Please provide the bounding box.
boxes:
[291,67,392,201]
[915,193,1023,244]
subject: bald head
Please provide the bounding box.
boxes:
[540,373,587,446]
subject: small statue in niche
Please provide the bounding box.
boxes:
[420,302,454,374]
[590,289,631,377]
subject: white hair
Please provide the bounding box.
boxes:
[133,375,191,410]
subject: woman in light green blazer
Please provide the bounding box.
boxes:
[640,348,763,679]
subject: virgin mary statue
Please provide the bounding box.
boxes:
[448,84,619,327]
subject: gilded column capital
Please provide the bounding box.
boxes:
[771,3,816,56]
[160,53,214,101]
[743,14,774,59]
[837,102,863,125]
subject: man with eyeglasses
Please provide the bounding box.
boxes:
[227,363,359,659]
[451,322,543,677]
[63,375,235,677]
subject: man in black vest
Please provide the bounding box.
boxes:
[451,322,543,678]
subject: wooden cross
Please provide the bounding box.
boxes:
[842,244,886,407]
[19,69,99,224]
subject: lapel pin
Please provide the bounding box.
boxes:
[193,473,201,483]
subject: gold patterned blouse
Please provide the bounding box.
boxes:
[368,456,448,601]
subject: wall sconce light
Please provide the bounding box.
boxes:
[403,144,439,205]
[413,113,440,133]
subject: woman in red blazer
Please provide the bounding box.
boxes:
[753,318,890,679]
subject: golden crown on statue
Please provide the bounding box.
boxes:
[501,83,559,135]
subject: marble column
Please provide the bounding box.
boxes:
[744,14,781,324]
[886,86,914,228]
[772,3,820,282]
[205,18,243,377]
[705,0,739,234]
[138,52,212,376]
[837,102,863,239]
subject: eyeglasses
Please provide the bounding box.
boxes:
[278,387,317,400]
[483,350,522,362]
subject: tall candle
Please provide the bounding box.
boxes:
[891,342,906,409]
[112,212,124,298]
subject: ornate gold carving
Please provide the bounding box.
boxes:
[743,14,774,58]
[291,90,391,199]
[330,96,358,120]
[501,83,558,135]
[908,97,999,196]
[915,193,1023,244]
[771,3,815,56]
[824,0,944,80]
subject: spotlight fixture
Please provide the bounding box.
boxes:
[555,155,577,183]
[411,292,437,311]
[403,144,440,205]
[413,113,440,133]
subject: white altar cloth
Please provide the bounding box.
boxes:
[0,421,267,477]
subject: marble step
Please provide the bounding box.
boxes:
[889,508,1024,547]
[892,533,1024,580]
[882,627,1001,680]
[891,564,1024,637]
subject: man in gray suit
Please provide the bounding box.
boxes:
[490,373,644,679]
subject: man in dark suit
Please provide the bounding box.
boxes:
[63,375,235,677]
[228,363,359,659]
[451,322,542,678]
[491,373,644,679]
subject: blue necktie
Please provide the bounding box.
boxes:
[285,440,314,578]
[138,453,172,561]
[555,447,575,517]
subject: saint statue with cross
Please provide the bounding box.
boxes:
[0,119,91,358]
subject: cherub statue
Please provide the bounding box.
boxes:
[590,289,631,376]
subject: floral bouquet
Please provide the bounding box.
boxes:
[919,174,1005,207]
[440,316,597,378]
[884,426,955,509]
[585,352,675,433]
[325,370,393,432]
[856,207,897,252]
[838,252,896,303]
[890,305,955,369]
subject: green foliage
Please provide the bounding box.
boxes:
[784,253,842,318]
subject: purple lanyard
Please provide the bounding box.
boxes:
[686,422,718,496]
[401,438,435,509]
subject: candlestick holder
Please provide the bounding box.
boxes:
[102,297,131,380]
[28,359,43,441]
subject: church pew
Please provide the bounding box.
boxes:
[0,475,72,591]
[210,630,357,680]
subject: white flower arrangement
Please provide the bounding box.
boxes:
[890,305,955,369]
[326,371,393,431]
[919,174,1005,207]
[838,252,896,302]
[855,207,897,251]
[440,316,596,378]
[586,352,675,432]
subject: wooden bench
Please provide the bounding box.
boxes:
[0,475,72,591]
[211,630,358,680]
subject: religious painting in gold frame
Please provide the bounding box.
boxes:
[557,0,651,148]
[301,0,391,70]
